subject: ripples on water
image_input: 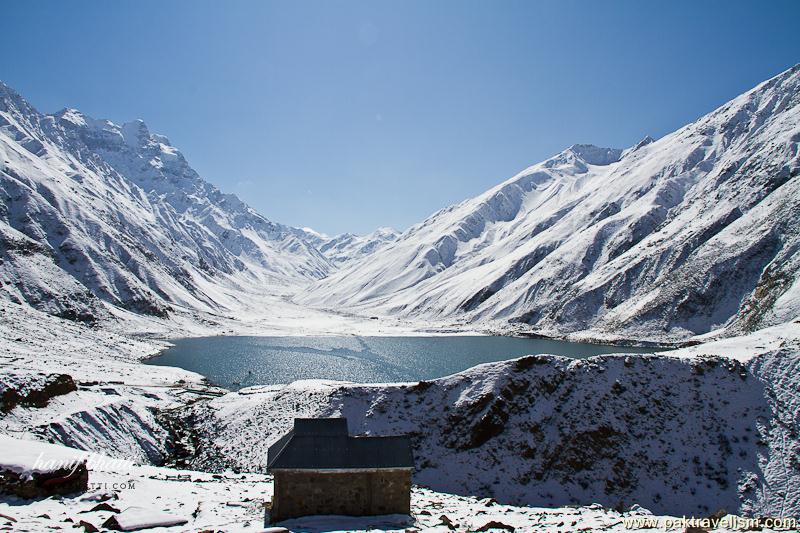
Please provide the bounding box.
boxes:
[145,335,658,390]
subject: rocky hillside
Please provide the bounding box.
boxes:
[300,65,800,343]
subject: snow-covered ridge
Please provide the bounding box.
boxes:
[300,64,800,343]
[0,79,413,327]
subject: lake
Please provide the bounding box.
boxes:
[145,335,659,390]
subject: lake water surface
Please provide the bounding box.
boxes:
[146,336,659,390]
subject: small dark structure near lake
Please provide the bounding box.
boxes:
[267,418,413,522]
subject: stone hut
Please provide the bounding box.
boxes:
[266,418,413,522]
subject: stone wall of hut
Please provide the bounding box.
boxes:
[270,468,411,521]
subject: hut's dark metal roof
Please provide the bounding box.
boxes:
[293,417,348,436]
[267,418,413,471]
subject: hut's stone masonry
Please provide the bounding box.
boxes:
[271,469,411,519]
[267,418,413,522]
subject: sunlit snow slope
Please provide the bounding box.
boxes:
[301,65,800,342]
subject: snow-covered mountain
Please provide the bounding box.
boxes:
[314,227,400,266]
[300,65,800,343]
[0,82,334,322]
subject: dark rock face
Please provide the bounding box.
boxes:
[0,373,77,413]
[475,520,516,532]
[0,461,88,499]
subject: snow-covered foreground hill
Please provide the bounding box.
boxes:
[185,322,800,519]
[2,299,799,530]
[10,435,788,533]
[301,65,800,344]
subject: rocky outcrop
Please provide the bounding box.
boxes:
[0,372,76,412]
[0,460,87,499]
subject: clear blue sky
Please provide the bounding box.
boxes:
[3,1,799,235]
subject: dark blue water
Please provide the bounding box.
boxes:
[145,336,658,390]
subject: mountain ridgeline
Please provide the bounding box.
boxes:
[1,65,799,342]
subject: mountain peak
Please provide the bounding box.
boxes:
[374,226,400,236]
[567,144,623,166]
[121,119,151,148]
[53,107,88,127]
[0,80,23,101]
[0,80,15,97]
[621,135,656,158]
[0,81,34,116]
[301,227,329,240]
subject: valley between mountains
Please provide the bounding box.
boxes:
[1,65,799,532]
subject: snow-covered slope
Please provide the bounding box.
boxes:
[3,284,798,524]
[300,65,800,343]
[9,435,768,533]
[0,82,332,322]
